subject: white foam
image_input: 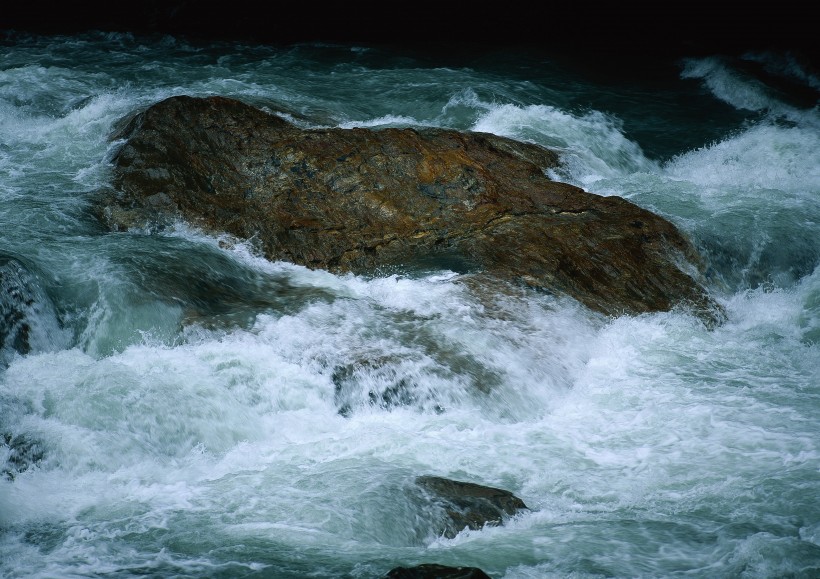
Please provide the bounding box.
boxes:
[471,103,658,187]
[664,121,820,194]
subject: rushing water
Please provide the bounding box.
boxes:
[0,32,818,578]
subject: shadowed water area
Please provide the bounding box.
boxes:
[0,31,818,578]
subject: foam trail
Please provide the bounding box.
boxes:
[338,114,432,129]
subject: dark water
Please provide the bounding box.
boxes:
[0,32,818,578]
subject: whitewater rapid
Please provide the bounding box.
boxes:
[1,34,818,578]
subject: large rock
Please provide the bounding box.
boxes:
[100,95,723,322]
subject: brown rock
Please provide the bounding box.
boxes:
[100,95,723,323]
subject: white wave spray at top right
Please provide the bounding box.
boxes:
[667,54,819,196]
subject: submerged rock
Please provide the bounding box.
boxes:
[384,563,492,579]
[414,475,528,538]
[0,254,66,366]
[331,356,434,417]
[1,432,45,481]
[100,95,724,323]
[330,348,499,417]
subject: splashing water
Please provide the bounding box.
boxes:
[1,34,818,578]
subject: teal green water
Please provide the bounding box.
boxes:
[0,33,818,578]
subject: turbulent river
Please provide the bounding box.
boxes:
[1,33,818,578]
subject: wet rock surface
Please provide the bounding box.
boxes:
[414,475,528,538]
[384,563,492,579]
[0,254,65,366]
[100,95,723,323]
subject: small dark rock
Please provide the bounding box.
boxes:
[414,475,528,538]
[384,563,492,579]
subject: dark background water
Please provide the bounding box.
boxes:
[4,0,817,60]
